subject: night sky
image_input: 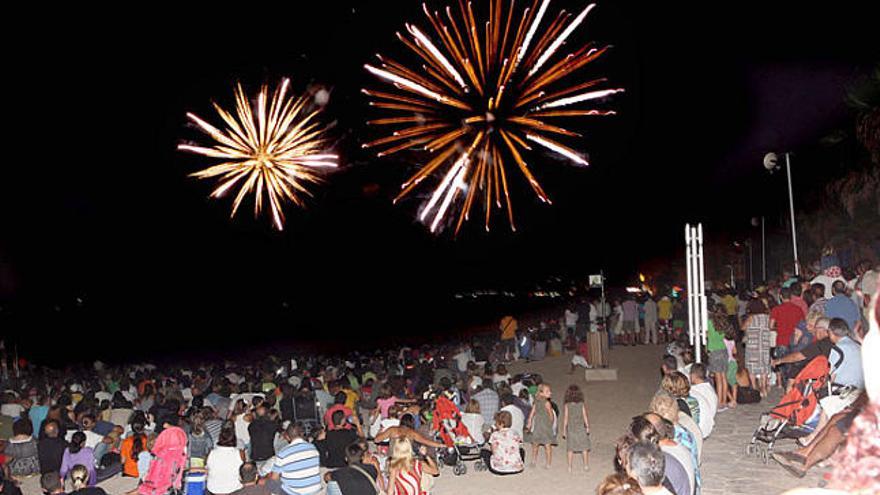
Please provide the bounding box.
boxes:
[4,2,876,362]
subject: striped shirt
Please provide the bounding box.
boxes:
[273,438,322,495]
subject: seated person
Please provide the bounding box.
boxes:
[315,411,361,468]
[323,442,385,495]
[324,392,355,431]
[480,411,523,476]
[374,413,443,450]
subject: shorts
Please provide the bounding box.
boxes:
[622,321,636,333]
[708,349,727,374]
[726,360,738,387]
[820,389,861,419]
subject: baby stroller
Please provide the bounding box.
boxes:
[432,396,486,475]
[745,352,840,463]
[138,426,188,495]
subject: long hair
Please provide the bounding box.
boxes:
[389,437,415,472]
[131,421,146,457]
[69,431,86,454]
[70,464,90,490]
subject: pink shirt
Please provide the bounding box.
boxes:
[377,397,398,419]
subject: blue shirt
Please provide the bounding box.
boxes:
[832,337,864,389]
[28,405,49,437]
[824,295,860,332]
[273,438,321,495]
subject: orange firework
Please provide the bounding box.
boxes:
[180,79,338,230]
[364,0,622,234]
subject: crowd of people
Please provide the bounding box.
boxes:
[0,249,876,495]
[593,250,878,495]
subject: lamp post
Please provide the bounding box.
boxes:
[763,152,800,276]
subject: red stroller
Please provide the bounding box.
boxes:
[432,396,486,475]
[746,352,839,463]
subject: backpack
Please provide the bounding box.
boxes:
[138,426,188,495]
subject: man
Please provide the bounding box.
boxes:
[564,306,578,341]
[499,394,525,440]
[825,281,861,333]
[627,441,674,495]
[812,269,846,300]
[315,411,360,468]
[634,415,693,495]
[248,406,280,472]
[323,392,355,431]
[770,287,805,385]
[644,296,659,345]
[621,297,639,346]
[471,379,500,425]
[688,364,717,438]
[323,442,384,495]
[499,314,518,361]
[657,296,673,343]
[772,317,833,372]
[231,461,275,495]
[824,318,864,390]
[271,422,322,495]
[38,420,67,475]
[373,414,444,449]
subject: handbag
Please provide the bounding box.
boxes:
[351,464,386,495]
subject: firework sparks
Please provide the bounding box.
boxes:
[179,79,338,230]
[364,0,622,234]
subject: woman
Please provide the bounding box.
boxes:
[388,437,439,495]
[61,432,96,487]
[706,312,731,408]
[68,464,108,495]
[120,421,146,478]
[661,373,700,425]
[562,384,591,472]
[525,383,556,468]
[205,423,244,495]
[460,400,485,444]
[5,417,40,477]
[480,411,523,475]
[743,299,772,397]
[187,410,214,467]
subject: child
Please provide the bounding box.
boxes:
[723,325,739,409]
[569,339,593,374]
[562,385,591,473]
[525,383,556,469]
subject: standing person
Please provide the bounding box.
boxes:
[643,296,659,345]
[564,306,578,342]
[525,383,556,469]
[499,315,518,362]
[270,422,322,495]
[247,406,279,474]
[658,296,673,344]
[387,437,439,495]
[769,287,805,389]
[743,298,772,397]
[621,297,639,346]
[721,289,740,339]
[561,385,591,472]
[706,312,730,409]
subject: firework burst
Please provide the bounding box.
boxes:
[179,79,338,230]
[364,0,622,234]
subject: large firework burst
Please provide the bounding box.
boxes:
[364,0,622,234]
[179,79,338,230]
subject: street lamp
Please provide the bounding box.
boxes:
[763,152,800,276]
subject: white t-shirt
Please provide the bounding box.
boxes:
[500,404,525,440]
[206,446,243,494]
[689,382,717,438]
[94,391,112,403]
[811,274,846,299]
[564,310,578,327]
[460,413,485,444]
[65,429,104,450]
[1,403,24,418]
[234,414,251,448]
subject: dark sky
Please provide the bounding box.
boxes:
[4,1,876,361]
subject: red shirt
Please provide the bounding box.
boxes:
[323,404,354,430]
[770,301,804,346]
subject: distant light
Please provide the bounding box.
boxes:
[625,287,641,293]
[639,273,646,282]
